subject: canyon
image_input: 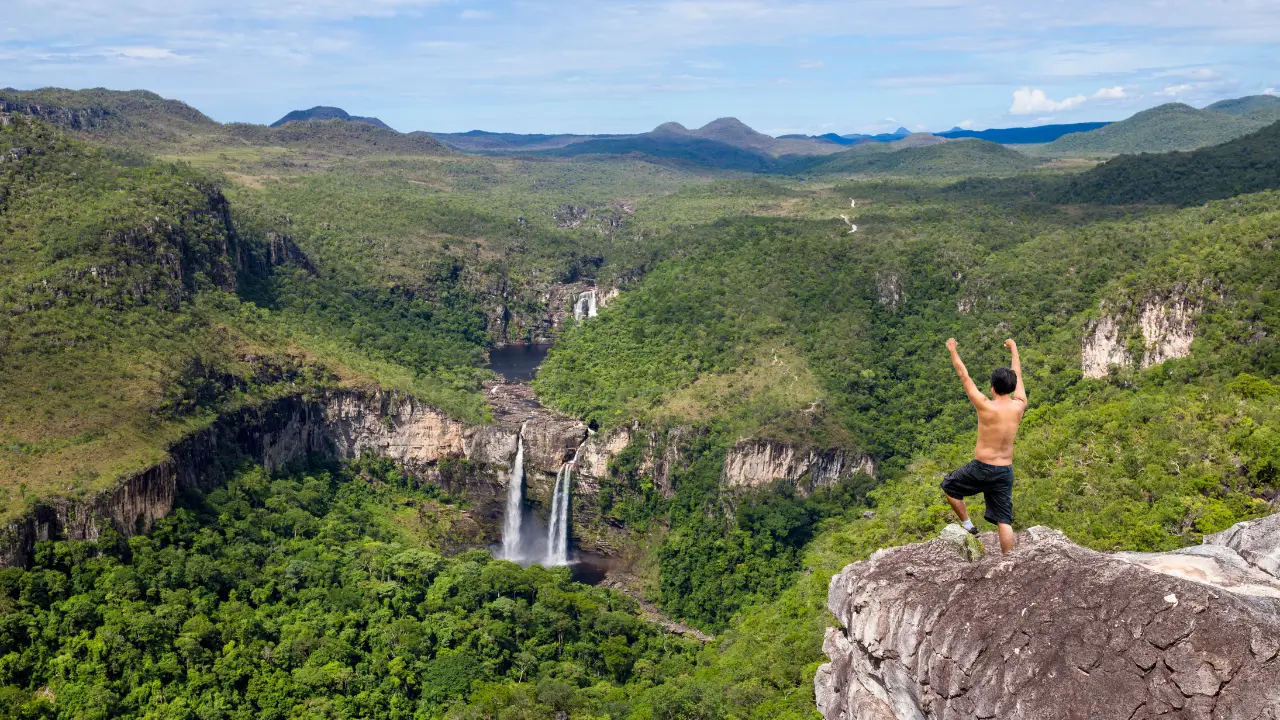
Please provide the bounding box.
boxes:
[0,375,871,569]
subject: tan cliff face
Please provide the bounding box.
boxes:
[723,440,875,497]
[1082,285,1204,379]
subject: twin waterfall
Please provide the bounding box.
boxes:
[499,425,576,567]
[500,293,601,565]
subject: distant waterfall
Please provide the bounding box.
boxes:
[574,290,598,321]
[501,432,526,561]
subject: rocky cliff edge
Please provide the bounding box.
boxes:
[817,517,1280,720]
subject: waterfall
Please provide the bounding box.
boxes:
[574,290,598,321]
[545,443,584,566]
[501,432,525,561]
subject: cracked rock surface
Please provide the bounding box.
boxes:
[816,524,1280,720]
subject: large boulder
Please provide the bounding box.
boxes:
[816,523,1280,720]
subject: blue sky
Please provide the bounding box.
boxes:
[4,0,1279,135]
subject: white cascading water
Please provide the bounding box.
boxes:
[501,431,525,561]
[545,443,584,566]
[574,290,598,321]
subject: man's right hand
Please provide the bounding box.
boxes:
[946,337,958,352]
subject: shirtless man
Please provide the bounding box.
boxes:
[942,337,1027,554]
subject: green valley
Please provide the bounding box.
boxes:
[1,86,1278,720]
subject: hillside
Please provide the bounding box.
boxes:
[1205,94,1280,115]
[223,119,450,156]
[0,87,216,144]
[0,87,450,160]
[270,105,393,130]
[543,133,775,171]
[1058,119,1280,205]
[0,116,492,526]
[787,138,1037,176]
[1039,102,1280,154]
[936,121,1111,144]
[431,129,626,152]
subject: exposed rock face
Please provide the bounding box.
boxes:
[575,427,634,495]
[816,525,1280,720]
[0,384,594,567]
[1082,285,1203,378]
[875,272,903,309]
[1204,513,1280,580]
[486,281,618,344]
[723,440,875,497]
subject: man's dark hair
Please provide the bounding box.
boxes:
[990,368,1018,396]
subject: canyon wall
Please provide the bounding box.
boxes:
[2,381,876,566]
[816,521,1280,720]
[723,440,876,497]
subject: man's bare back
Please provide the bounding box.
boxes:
[941,338,1027,553]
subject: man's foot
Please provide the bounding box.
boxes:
[962,519,978,535]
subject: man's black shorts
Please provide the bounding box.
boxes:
[941,460,1014,525]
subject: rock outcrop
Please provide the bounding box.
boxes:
[723,440,875,497]
[817,523,1280,720]
[1082,285,1203,378]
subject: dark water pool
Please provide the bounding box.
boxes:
[487,343,551,382]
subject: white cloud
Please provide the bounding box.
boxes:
[1265,88,1278,96]
[1155,83,1193,96]
[797,59,823,69]
[1092,86,1125,99]
[956,119,974,129]
[111,46,177,60]
[459,9,491,20]
[1009,87,1086,115]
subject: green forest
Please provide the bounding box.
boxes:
[2,88,1279,719]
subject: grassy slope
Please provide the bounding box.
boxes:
[788,139,1038,176]
[1037,102,1280,155]
[0,118,488,525]
[1057,119,1280,205]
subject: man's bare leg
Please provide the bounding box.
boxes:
[945,494,969,522]
[997,523,1015,554]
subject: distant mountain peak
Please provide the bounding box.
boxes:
[271,106,393,131]
[891,127,911,136]
[653,121,691,134]
[699,117,755,132]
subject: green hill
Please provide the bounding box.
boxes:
[0,116,486,523]
[1040,102,1280,154]
[544,134,774,171]
[789,139,1037,176]
[270,105,393,130]
[0,87,216,144]
[1058,119,1280,205]
[1204,94,1280,115]
[223,119,449,156]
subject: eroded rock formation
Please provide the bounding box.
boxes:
[1082,284,1204,379]
[816,524,1280,720]
[723,440,875,497]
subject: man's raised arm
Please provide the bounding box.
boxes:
[946,338,988,407]
[1005,338,1027,403]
